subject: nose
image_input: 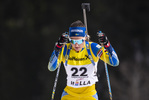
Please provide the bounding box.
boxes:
[75,43,79,47]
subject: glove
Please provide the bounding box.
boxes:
[97,31,110,48]
[55,32,69,51]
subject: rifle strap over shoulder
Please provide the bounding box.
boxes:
[85,42,95,66]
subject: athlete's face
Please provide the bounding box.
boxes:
[70,37,86,52]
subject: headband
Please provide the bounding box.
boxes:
[69,27,86,37]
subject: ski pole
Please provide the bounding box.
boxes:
[98,31,113,100]
[102,47,112,100]
[51,48,64,100]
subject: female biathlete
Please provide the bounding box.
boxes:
[48,20,119,100]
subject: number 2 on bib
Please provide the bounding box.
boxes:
[71,67,88,76]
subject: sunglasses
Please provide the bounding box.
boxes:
[69,38,85,44]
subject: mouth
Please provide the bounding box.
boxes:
[75,47,80,51]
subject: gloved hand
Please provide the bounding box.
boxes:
[97,31,110,48]
[55,32,69,51]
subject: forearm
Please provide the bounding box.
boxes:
[97,31,119,66]
[105,44,119,66]
[48,49,61,71]
[48,34,67,71]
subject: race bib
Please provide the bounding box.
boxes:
[65,63,98,88]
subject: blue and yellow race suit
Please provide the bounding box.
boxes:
[48,41,119,100]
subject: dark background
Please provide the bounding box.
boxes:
[1,0,149,100]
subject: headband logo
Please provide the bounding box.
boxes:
[71,29,83,33]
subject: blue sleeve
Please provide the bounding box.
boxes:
[90,42,119,66]
[48,50,60,71]
[90,42,102,57]
[48,45,67,71]
[106,45,119,66]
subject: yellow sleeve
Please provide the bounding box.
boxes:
[99,47,112,66]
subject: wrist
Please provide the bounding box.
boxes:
[55,42,62,51]
[104,42,113,56]
[104,41,110,48]
[56,44,62,48]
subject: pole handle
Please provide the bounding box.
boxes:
[81,3,90,35]
[81,3,90,11]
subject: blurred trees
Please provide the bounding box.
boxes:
[0,0,149,100]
